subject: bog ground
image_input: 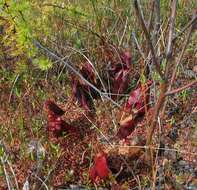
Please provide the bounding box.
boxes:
[0,1,197,189]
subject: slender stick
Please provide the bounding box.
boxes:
[147,0,155,33]
[166,0,177,58]
[153,0,161,45]
[161,10,196,115]
[170,11,196,86]
[146,0,177,151]
[134,0,164,80]
[172,14,197,42]
[164,0,177,78]
[146,82,167,146]
[165,80,197,96]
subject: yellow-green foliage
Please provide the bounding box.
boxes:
[0,0,196,73]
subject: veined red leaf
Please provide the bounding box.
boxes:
[126,81,152,114]
[126,86,144,113]
[71,77,94,111]
[89,152,110,183]
[71,62,100,111]
[47,118,77,136]
[80,62,96,85]
[120,50,131,68]
[117,115,137,139]
[44,100,65,118]
[113,69,130,97]
[109,50,132,99]
[44,100,77,136]
[117,81,152,139]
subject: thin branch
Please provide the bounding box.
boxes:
[162,10,196,115]
[33,40,121,108]
[165,80,197,96]
[30,172,49,190]
[170,21,194,86]
[146,82,167,146]
[153,0,161,46]
[133,0,164,79]
[64,46,107,93]
[164,0,177,78]
[147,0,155,32]
[166,0,177,57]
[172,14,197,42]
[111,144,197,155]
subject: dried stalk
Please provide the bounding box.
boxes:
[146,0,177,146]
[134,0,164,79]
[170,17,195,86]
[172,14,197,42]
[165,80,197,96]
[153,0,161,46]
[147,0,155,33]
[164,0,177,78]
[146,82,167,146]
[162,11,196,115]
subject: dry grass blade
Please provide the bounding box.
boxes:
[132,32,146,60]
[0,157,12,190]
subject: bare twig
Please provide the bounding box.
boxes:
[162,10,196,115]
[146,82,167,146]
[112,144,197,156]
[134,0,164,79]
[133,0,168,150]
[170,11,196,86]
[166,0,177,58]
[145,1,177,159]
[172,14,197,42]
[153,0,161,45]
[165,80,197,96]
[147,0,155,32]
[64,46,107,93]
[164,0,177,78]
